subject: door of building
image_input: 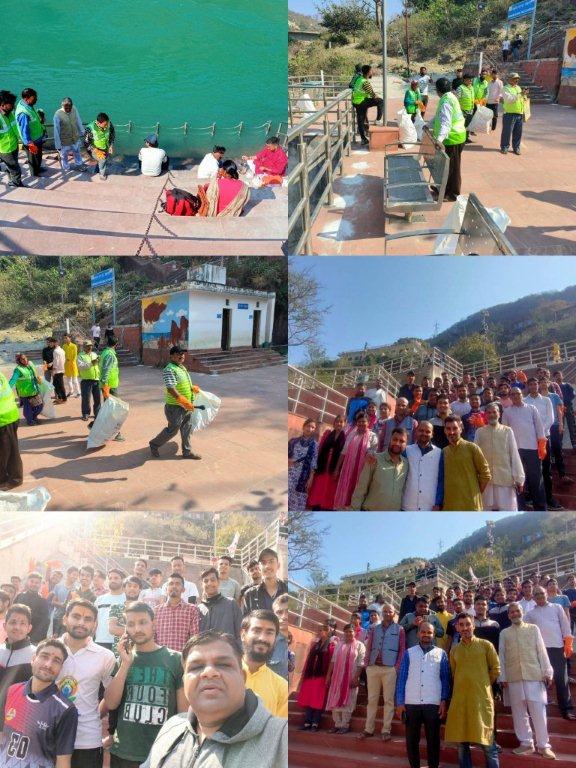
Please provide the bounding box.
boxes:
[221,308,231,351]
[251,309,261,348]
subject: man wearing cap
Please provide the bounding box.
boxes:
[53,97,86,172]
[149,346,201,459]
[138,134,169,177]
[500,73,528,156]
[77,340,101,422]
[430,77,467,201]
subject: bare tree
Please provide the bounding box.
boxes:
[288,258,331,348]
[289,511,330,573]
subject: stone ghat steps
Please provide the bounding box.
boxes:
[0,156,286,255]
[288,731,576,768]
[189,347,286,374]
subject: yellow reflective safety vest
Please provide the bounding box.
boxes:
[433,92,467,147]
[0,111,19,153]
[15,100,44,142]
[78,352,100,381]
[0,372,20,427]
[89,120,111,150]
[456,83,475,113]
[164,362,194,406]
[352,77,369,105]
[503,85,524,114]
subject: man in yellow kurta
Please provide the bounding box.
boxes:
[62,333,80,397]
[445,613,500,768]
[241,610,288,718]
[440,415,491,510]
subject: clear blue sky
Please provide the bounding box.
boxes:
[289,0,404,20]
[289,257,576,363]
[294,512,521,584]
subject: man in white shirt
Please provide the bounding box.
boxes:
[140,568,166,610]
[197,145,225,179]
[525,587,575,720]
[58,598,116,766]
[524,377,559,510]
[90,324,101,351]
[486,69,504,131]
[502,388,546,511]
[416,66,432,116]
[450,384,472,418]
[217,556,241,601]
[499,602,555,758]
[139,134,168,177]
[161,555,199,604]
[51,338,67,404]
[365,378,388,409]
[518,579,536,614]
[93,568,126,650]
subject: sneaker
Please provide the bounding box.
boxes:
[513,746,535,755]
[81,416,89,422]
[299,724,311,731]
[149,443,160,458]
[327,727,339,734]
[182,451,202,460]
[500,148,508,154]
[513,149,521,155]
[538,748,556,760]
[381,733,391,742]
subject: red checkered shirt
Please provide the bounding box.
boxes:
[154,600,200,652]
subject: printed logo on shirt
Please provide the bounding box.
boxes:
[5,708,16,722]
[58,676,79,701]
[36,721,49,731]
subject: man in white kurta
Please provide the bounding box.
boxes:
[402,421,442,511]
[499,602,555,758]
[474,403,525,511]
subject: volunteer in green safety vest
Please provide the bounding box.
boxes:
[455,73,475,143]
[0,369,23,490]
[0,90,23,188]
[9,353,43,426]
[15,87,46,177]
[500,72,527,156]
[77,340,101,422]
[84,111,115,179]
[96,335,125,441]
[149,345,202,460]
[431,77,467,201]
[404,80,422,122]
[473,69,489,104]
[351,64,383,146]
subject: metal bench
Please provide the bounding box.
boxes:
[383,126,449,222]
[385,192,517,254]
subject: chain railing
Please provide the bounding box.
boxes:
[288,365,349,425]
[463,338,576,378]
[287,88,354,255]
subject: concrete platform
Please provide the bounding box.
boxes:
[0,155,287,256]
[311,96,576,255]
[2,364,287,512]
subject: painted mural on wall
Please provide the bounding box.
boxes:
[141,291,189,352]
[562,28,576,84]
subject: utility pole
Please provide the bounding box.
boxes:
[403,2,411,77]
[380,0,388,125]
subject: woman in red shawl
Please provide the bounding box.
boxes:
[307,414,346,510]
[297,623,334,731]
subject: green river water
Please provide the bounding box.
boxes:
[4,0,287,158]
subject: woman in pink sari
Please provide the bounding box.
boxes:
[199,159,248,216]
[325,623,365,733]
[333,411,378,510]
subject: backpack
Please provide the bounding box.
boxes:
[161,187,200,216]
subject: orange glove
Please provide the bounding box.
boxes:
[564,635,573,659]
[102,384,110,400]
[537,438,547,461]
[192,385,200,394]
[176,395,194,411]
[27,142,39,155]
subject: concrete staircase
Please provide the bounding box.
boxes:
[0,154,286,256]
[289,683,576,768]
[188,346,286,375]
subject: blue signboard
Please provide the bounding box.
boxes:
[91,268,115,288]
[238,303,249,309]
[508,0,535,20]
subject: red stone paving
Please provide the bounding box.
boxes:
[0,156,287,256]
[311,96,576,255]
[2,364,287,512]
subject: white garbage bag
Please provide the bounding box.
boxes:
[38,379,56,419]
[87,395,129,449]
[0,486,51,512]
[190,390,221,433]
[434,195,511,254]
[397,109,418,149]
[294,93,316,115]
[414,111,426,141]
[467,105,493,134]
